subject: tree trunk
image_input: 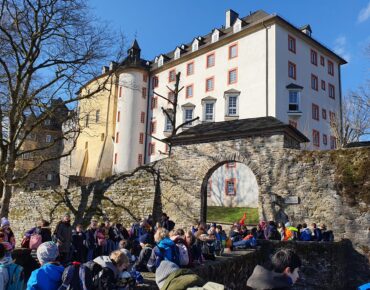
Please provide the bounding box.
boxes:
[0,184,12,218]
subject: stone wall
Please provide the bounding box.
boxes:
[9,135,370,262]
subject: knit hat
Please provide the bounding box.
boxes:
[155,260,179,289]
[1,218,9,227]
[37,242,59,264]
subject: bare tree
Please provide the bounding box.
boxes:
[151,72,199,156]
[331,87,370,148]
[0,0,124,217]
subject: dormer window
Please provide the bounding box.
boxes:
[233,19,242,33]
[174,48,181,60]
[154,56,158,63]
[211,30,219,43]
[192,39,199,52]
[288,90,301,112]
[158,55,164,67]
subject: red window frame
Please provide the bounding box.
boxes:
[205,76,214,92]
[329,84,335,99]
[152,76,159,88]
[151,96,158,109]
[288,35,296,53]
[186,84,194,98]
[150,120,156,134]
[329,111,336,123]
[206,52,215,68]
[328,60,334,76]
[142,87,147,99]
[323,134,328,145]
[289,120,297,128]
[312,103,319,120]
[117,111,120,122]
[321,80,326,91]
[140,112,145,124]
[322,108,327,120]
[138,154,143,166]
[320,56,325,66]
[312,130,320,147]
[187,62,194,75]
[116,132,119,143]
[288,61,296,80]
[168,69,176,82]
[114,153,118,165]
[139,132,144,144]
[311,74,318,91]
[225,178,237,196]
[228,43,238,59]
[310,49,318,66]
[149,142,156,156]
[228,68,238,85]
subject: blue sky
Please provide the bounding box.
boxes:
[89,0,370,94]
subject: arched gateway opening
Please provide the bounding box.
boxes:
[200,160,259,225]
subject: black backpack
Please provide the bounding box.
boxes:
[84,261,103,290]
[58,262,93,290]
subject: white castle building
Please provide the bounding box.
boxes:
[68,9,346,188]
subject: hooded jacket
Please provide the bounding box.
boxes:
[157,237,178,263]
[93,256,119,290]
[27,263,64,290]
[246,265,293,290]
[0,256,12,289]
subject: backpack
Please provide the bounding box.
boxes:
[158,244,180,266]
[176,242,190,266]
[29,233,43,250]
[84,261,103,289]
[300,229,312,241]
[58,262,92,290]
[0,263,25,290]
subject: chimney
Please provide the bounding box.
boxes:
[225,9,239,29]
[102,66,109,74]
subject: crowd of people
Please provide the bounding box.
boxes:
[0,212,338,289]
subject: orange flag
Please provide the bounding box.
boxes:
[239,212,247,225]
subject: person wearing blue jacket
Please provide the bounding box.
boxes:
[27,241,64,290]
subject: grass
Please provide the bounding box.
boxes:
[207,206,259,225]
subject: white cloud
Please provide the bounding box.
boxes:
[358,1,370,23]
[334,35,351,62]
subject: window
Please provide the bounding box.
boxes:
[142,87,147,99]
[114,153,117,164]
[186,85,193,98]
[138,154,143,166]
[187,62,194,75]
[323,134,328,145]
[152,76,159,88]
[311,74,318,91]
[204,102,215,122]
[150,120,156,134]
[226,162,236,168]
[330,136,337,149]
[329,111,336,123]
[140,112,145,124]
[229,43,238,59]
[289,120,297,128]
[288,91,300,111]
[321,80,326,91]
[149,142,156,156]
[312,104,319,120]
[225,179,236,195]
[310,50,318,65]
[119,86,122,98]
[329,84,335,99]
[116,132,119,143]
[312,130,320,147]
[322,109,327,120]
[139,133,144,144]
[167,92,175,103]
[46,135,52,143]
[206,77,214,92]
[46,173,53,181]
[96,110,100,122]
[143,74,148,82]
[165,115,173,131]
[184,109,194,125]
[328,60,334,76]
[169,70,176,82]
[288,35,296,53]
[44,119,51,125]
[206,53,215,68]
[117,111,120,122]
[288,62,296,79]
[85,113,89,127]
[151,97,158,109]
[228,68,238,84]
[227,95,238,116]
[320,56,325,66]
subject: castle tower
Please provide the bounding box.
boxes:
[113,40,150,173]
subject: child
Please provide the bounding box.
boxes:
[72,224,86,262]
